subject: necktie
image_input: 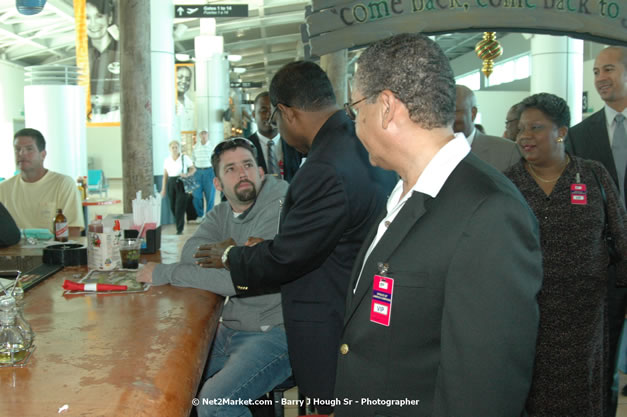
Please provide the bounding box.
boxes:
[266,139,280,176]
[612,114,626,205]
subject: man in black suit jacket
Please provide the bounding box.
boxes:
[195,61,396,413]
[248,92,302,182]
[567,45,627,415]
[333,34,543,417]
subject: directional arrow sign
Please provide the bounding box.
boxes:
[174,4,248,18]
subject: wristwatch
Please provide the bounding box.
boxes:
[222,245,234,270]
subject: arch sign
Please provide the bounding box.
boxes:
[302,0,627,58]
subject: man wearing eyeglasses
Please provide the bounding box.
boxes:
[503,101,523,141]
[137,138,291,417]
[331,34,542,417]
[248,91,303,182]
[194,61,396,414]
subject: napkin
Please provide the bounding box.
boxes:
[63,279,127,292]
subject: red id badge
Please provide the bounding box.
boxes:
[370,275,394,326]
[571,183,587,205]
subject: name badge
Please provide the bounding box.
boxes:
[571,183,587,205]
[370,275,394,327]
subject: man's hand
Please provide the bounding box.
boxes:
[245,237,264,247]
[137,262,158,284]
[194,238,236,269]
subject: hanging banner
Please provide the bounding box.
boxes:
[73,0,90,118]
[303,0,627,58]
[80,0,121,125]
[175,63,196,134]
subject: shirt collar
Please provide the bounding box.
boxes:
[415,132,470,199]
[604,104,627,128]
[257,131,280,144]
[465,128,476,146]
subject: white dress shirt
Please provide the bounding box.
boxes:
[353,133,470,293]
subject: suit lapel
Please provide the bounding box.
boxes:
[345,192,429,323]
[583,111,619,183]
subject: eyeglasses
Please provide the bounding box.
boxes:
[269,103,288,128]
[212,137,258,159]
[269,106,280,128]
[343,96,370,121]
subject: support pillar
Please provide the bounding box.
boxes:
[321,49,348,106]
[119,0,153,213]
[530,35,584,125]
[195,18,228,151]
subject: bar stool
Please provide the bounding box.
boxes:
[270,376,306,417]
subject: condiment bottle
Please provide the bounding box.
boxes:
[0,295,28,364]
[12,287,34,350]
[53,209,68,242]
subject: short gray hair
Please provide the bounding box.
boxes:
[355,33,455,129]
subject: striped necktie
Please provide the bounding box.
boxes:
[267,139,280,175]
[612,114,626,205]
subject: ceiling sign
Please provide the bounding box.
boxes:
[302,0,627,58]
[174,4,248,18]
[230,81,264,88]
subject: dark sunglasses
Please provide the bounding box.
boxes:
[212,137,258,159]
[343,96,370,121]
[269,103,288,128]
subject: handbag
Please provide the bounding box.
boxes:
[177,155,199,194]
[590,167,623,266]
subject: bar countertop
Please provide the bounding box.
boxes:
[0,236,223,417]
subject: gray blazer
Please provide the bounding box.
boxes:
[472,131,521,172]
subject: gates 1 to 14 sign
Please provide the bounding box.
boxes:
[174,5,248,18]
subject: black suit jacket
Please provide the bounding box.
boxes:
[248,132,303,182]
[229,111,396,401]
[567,109,619,186]
[334,154,543,417]
[0,202,20,247]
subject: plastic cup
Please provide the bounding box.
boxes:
[119,238,141,269]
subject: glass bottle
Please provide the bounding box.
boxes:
[12,287,34,350]
[0,296,28,365]
[53,209,69,242]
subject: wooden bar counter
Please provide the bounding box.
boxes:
[0,235,223,417]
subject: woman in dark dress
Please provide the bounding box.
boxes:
[504,93,627,417]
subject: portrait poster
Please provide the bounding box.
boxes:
[81,0,121,125]
[175,63,196,134]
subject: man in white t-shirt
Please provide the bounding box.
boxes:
[0,128,84,236]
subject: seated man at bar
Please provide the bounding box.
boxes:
[0,128,84,236]
[137,137,290,417]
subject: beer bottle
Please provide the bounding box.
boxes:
[53,209,69,242]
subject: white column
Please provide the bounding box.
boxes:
[24,66,87,180]
[195,18,228,151]
[150,0,175,176]
[530,35,584,125]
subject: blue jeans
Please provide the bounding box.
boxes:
[193,168,216,217]
[196,324,292,417]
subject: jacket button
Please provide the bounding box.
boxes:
[340,344,349,355]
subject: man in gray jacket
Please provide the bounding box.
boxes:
[138,137,290,417]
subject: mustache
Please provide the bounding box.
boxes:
[236,179,254,188]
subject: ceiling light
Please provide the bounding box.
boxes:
[175,53,190,61]
[227,55,242,62]
[233,67,246,74]
[16,0,46,15]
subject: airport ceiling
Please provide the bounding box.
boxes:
[0,0,501,89]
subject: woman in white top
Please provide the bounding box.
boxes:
[161,140,196,235]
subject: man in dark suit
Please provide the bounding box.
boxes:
[333,34,543,417]
[248,91,302,182]
[454,84,521,172]
[195,61,396,413]
[567,45,627,416]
